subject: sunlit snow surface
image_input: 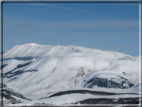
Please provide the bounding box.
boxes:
[1,43,140,105]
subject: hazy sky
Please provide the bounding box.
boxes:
[3,3,139,56]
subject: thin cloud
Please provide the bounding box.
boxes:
[4,19,138,33]
[32,3,91,13]
[37,20,138,30]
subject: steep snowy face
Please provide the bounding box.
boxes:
[2,43,140,95]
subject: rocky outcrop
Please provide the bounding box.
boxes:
[84,76,135,89]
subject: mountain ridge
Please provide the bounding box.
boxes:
[3,43,133,59]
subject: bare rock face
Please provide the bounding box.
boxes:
[84,76,135,89]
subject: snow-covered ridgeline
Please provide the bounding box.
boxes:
[3,43,132,59]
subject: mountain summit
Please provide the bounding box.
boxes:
[4,43,132,59]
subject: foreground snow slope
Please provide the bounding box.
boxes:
[2,43,140,95]
[0,83,31,105]
[16,93,139,106]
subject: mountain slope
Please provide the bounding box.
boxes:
[0,83,31,105]
[2,43,140,99]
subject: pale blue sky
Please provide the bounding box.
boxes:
[3,3,139,56]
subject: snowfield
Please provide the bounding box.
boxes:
[1,43,141,105]
[12,93,139,106]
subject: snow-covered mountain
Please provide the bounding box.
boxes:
[1,43,140,105]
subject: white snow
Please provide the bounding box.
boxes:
[3,43,132,59]
[11,93,139,106]
[1,43,140,105]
